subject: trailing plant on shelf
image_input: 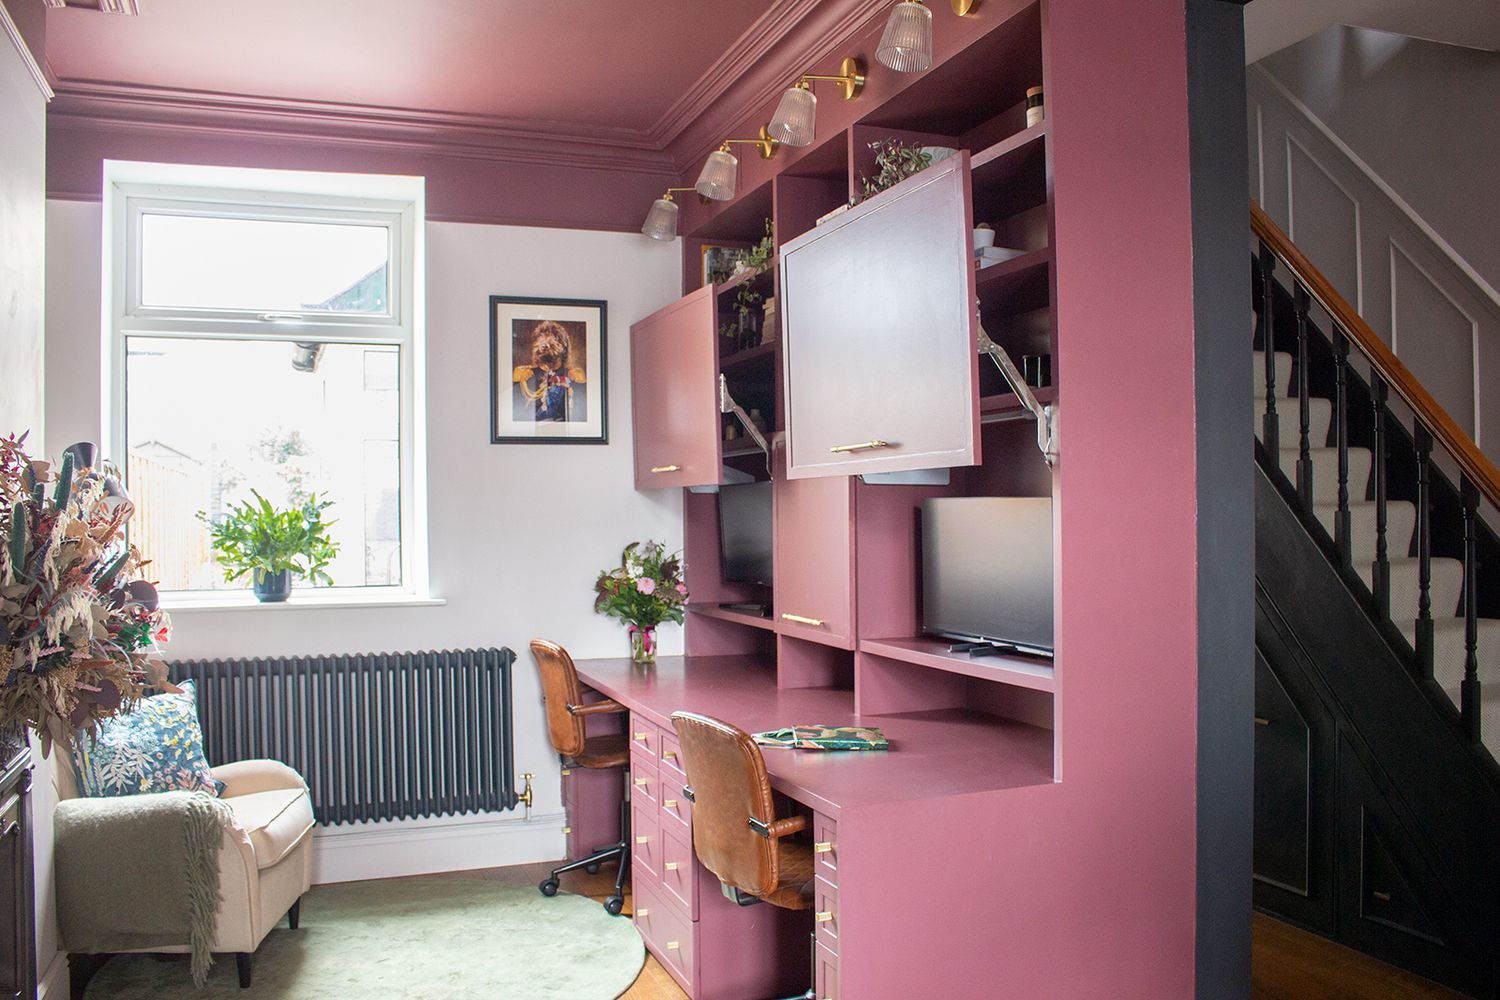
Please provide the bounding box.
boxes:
[197,490,339,602]
[743,218,775,274]
[859,138,933,201]
[594,540,687,664]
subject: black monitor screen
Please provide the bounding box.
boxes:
[718,482,774,586]
[921,496,1054,655]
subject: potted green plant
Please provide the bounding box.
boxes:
[859,138,934,201]
[198,491,340,602]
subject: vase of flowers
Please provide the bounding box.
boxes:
[0,436,175,756]
[594,541,687,665]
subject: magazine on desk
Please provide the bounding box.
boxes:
[752,725,890,751]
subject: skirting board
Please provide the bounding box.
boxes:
[310,809,566,885]
[37,951,68,1000]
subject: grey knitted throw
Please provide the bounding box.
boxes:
[55,790,234,985]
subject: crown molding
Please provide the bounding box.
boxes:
[47,79,680,174]
[2,1,54,100]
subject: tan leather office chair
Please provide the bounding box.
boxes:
[670,711,817,998]
[531,638,632,915]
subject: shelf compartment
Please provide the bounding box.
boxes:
[859,636,1055,693]
[688,601,778,633]
[719,340,777,375]
[975,246,1051,311]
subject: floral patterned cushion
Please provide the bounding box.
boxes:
[71,681,220,797]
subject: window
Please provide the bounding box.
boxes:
[104,162,426,601]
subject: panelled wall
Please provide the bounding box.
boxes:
[1248,65,1500,455]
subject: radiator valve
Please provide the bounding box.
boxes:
[518,772,534,811]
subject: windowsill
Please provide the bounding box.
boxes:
[162,590,446,613]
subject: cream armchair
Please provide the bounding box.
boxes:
[57,758,315,989]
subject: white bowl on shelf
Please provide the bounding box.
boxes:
[973,227,997,249]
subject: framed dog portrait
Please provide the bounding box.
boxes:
[489,295,608,444]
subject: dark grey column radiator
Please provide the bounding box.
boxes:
[172,648,519,826]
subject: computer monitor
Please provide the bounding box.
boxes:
[718,481,773,586]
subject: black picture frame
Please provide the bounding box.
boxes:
[489,295,608,445]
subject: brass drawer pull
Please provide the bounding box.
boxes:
[650,465,681,473]
[562,826,573,835]
[664,799,678,808]
[664,862,680,871]
[829,439,891,454]
[666,941,681,951]
[781,613,826,626]
[560,768,572,776]
[633,732,649,741]
[634,777,649,786]
[636,835,649,845]
[637,908,650,917]
[1254,717,1271,727]
[1372,890,1392,902]
[814,911,834,923]
[813,841,834,854]
[661,750,678,760]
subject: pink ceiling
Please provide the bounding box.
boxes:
[43,0,768,133]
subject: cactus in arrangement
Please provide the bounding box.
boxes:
[52,453,75,510]
[8,501,29,577]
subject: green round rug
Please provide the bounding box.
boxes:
[84,879,646,1000]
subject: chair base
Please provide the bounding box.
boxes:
[235,952,252,989]
[538,771,632,915]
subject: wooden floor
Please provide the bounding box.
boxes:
[435,864,1465,999]
[1251,912,1468,1000]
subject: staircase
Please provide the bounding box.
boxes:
[1250,205,1500,998]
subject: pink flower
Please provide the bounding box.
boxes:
[675,584,687,595]
[636,577,656,596]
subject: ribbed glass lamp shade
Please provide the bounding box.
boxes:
[640,197,680,241]
[768,86,818,147]
[695,149,739,201]
[876,1,933,73]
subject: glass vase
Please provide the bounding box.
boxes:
[628,625,657,665]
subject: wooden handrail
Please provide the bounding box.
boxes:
[1251,201,1500,511]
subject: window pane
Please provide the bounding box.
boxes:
[139,214,390,314]
[125,337,402,591]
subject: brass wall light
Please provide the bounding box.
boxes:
[641,187,699,241]
[695,126,780,201]
[768,57,867,147]
[876,0,977,74]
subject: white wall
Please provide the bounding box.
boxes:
[45,203,683,881]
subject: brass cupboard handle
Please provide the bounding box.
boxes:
[813,842,834,854]
[650,464,681,473]
[781,613,826,626]
[829,440,891,454]
[1372,890,1392,902]
[1254,717,1271,727]
[664,862,680,871]
[814,911,834,923]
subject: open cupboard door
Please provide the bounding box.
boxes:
[631,285,723,490]
[778,153,981,479]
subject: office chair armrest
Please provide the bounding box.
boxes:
[748,814,808,840]
[568,698,626,717]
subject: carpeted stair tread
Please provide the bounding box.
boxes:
[1313,500,1416,564]
[1254,396,1334,450]
[1398,617,1500,757]
[1355,556,1464,623]
[1276,446,1372,504]
[1252,351,1294,399]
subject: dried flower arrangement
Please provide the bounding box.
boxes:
[593,541,688,663]
[0,435,174,755]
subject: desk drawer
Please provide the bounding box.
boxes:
[812,812,838,883]
[635,877,695,993]
[814,940,840,1000]
[658,729,686,779]
[630,761,660,809]
[629,714,661,759]
[814,876,839,954]
[658,771,693,834]
[632,802,660,881]
[659,823,698,918]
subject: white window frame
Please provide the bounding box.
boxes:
[102,160,430,607]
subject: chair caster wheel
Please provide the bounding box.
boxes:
[603,895,625,916]
[538,878,560,897]
[585,862,602,875]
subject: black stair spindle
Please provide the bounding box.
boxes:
[1258,242,1280,455]
[1294,282,1313,505]
[1333,329,1352,565]
[1415,426,1435,678]
[1459,476,1482,745]
[1372,377,1390,620]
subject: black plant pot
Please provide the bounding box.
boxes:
[253,569,292,603]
